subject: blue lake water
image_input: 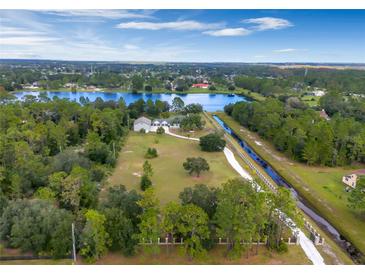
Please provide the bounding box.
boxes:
[14,91,248,112]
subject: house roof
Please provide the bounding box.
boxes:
[319,109,330,120]
[134,116,151,126]
[192,83,209,88]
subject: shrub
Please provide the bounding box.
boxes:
[139,128,146,134]
[228,85,236,91]
[276,241,288,253]
[145,147,158,159]
[156,127,165,134]
[140,175,152,191]
[144,85,153,92]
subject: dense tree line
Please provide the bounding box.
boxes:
[0,177,299,261]
[1,61,365,95]
[225,98,365,166]
[319,92,365,123]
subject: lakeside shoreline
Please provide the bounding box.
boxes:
[10,88,264,102]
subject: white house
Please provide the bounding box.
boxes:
[133,116,152,133]
[342,174,357,189]
[133,116,181,133]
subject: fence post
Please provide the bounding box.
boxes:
[71,223,76,264]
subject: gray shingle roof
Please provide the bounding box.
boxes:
[134,116,151,126]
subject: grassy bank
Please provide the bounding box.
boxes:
[93,245,310,265]
[215,112,365,261]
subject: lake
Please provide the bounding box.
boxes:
[13,91,248,112]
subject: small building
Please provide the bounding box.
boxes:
[342,174,357,189]
[192,83,209,89]
[319,109,330,121]
[133,116,152,133]
[309,90,326,97]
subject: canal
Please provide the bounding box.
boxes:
[213,114,362,263]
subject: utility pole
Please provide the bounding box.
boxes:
[72,223,77,264]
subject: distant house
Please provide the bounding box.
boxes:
[192,83,209,89]
[319,109,330,121]
[133,116,152,133]
[309,90,326,97]
[342,174,358,189]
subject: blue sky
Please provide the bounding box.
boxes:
[0,9,364,62]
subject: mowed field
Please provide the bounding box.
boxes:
[215,112,365,259]
[107,132,239,204]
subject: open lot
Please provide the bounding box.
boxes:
[107,131,240,204]
[215,112,365,259]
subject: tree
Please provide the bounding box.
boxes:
[183,104,203,114]
[199,133,226,152]
[162,202,181,241]
[267,187,299,250]
[348,177,365,213]
[177,204,210,259]
[183,157,210,177]
[214,179,264,259]
[172,97,185,112]
[102,185,142,226]
[80,209,110,263]
[85,132,112,165]
[144,85,153,92]
[131,75,144,91]
[180,114,205,131]
[60,166,92,211]
[179,184,218,219]
[134,187,161,255]
[140,175,152,191]
[143,160,153,178]
[34,187,56,202]
[0,200,73,258]
[103,207,138,256]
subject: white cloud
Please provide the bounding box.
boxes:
[243,17,293,31]
[45,10,154,20]
[124,44,139,50]
[274,48,307,53]
[0,26,44,37]
[203,28,251,37]
[0,36,60,46]
[116,20,222,31]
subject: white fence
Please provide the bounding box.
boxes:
[139,237,300,246]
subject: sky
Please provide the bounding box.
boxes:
[0,9,364,63]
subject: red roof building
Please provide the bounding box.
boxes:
[192,83,209,89]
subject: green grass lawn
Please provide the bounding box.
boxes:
[301,95,320,107]
[94,245,310,265]
[215,112,365,261]
[107,132,240,205]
